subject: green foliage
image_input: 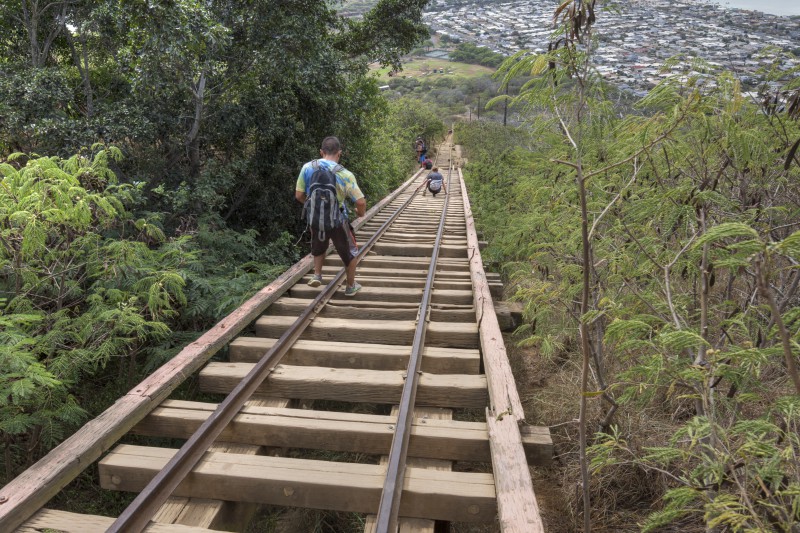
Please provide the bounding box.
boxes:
[176,218,299,332]
[457,57,800,528]
[0,0,429,240]
[450,42,506,68]
[337,0,429,71]
[0,148,194,480]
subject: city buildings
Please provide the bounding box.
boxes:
[423,0,799,94]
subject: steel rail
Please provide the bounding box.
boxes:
[108,175,426,533]
[375,155,455,532]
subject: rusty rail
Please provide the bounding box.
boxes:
[375,161,454,531]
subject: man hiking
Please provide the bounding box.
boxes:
[295,136,366,297]
[414,136,427,162]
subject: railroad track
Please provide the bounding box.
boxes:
[3,140,551,532]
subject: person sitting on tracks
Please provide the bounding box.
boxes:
[420,156,433,170]
[420,168,446,197]
[295,136,367,297]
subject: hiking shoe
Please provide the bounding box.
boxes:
[344,282,362,297]
[307,274,323,287]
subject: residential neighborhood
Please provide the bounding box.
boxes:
[423,0,800,95]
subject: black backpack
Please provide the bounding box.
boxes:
[302,160,344,240]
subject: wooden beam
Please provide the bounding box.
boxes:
[320,265,470,279]
[369,243,467,258]
[19,509,220,533]
[373,231,467,244]
[229,337,481,374]
[98,445,497,523]
[301,275,475,291]
[288,286,474,305]
[132,401,552,465]
[199,364,488,408]
[494,301,525,332]
[255,316,479,349]
[458,170,524,419]
[351,256,468,271]
[487,411,544,532]
[154,396,289,530]
[267,297,476,323]
[459,169,543,530]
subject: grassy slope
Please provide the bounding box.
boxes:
[371,57,495,81]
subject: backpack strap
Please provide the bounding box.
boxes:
[310,160,342,173]
[331,164,344,210]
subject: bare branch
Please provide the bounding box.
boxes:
[589,158,640,240]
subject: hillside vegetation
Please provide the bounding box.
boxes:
[457,3,800,531]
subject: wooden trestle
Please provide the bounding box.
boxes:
[2,140,551,532]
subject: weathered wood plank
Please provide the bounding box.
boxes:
[364,406,452,533]
[288,286,474,305]
[371,243,467,256]
[373,231,468,244]
[199,363,488,408]
[302,275,476,292]
[132,401,552,464]
[229,337,481,374]
[350,255,468,271]
[267,297,476,323]
[154,395,289,529]
[255,316,479,349]
[459,168,541,530]
[320,265,471,279]
[520,425,554,467]
[494,301,525,332]
[487,411,544,532]
[98,445,497,523]
[458,169,524,419]
[19,509,221,533]
[318,269,501,299]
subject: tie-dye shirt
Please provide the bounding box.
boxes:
[296,159,364,217]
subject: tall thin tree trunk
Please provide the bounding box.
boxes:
[64,28,94,118]
[757,259,800,395]
[187,70,207,180]
[577,161,592,533]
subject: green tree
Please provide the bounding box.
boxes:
[0,0,429,237]
[469,1,800,528]
[450,42,505,68]
[0,147,192,480]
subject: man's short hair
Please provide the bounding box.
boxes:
[321,136,342,155]
[432,167,438,172]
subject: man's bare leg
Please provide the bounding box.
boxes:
[314,254,325,276]
[346,257,359,286]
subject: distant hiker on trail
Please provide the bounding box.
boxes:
[415,136,427,161]
[420,156,433,170]
[296,136,366,297]
[419,167,446,197]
